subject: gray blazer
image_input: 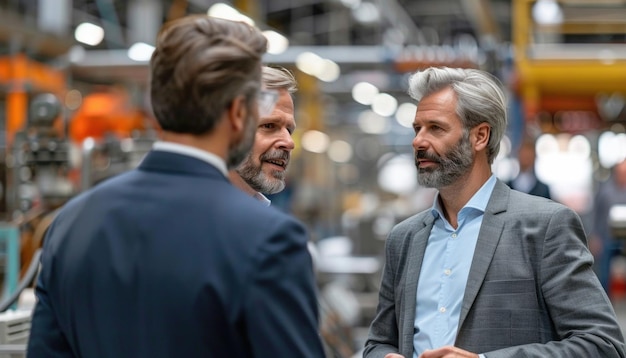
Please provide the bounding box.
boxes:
[364,180,626,358]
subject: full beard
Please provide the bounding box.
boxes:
[415,132,473,188]
[226,114,257,169]
[236,149,289,194]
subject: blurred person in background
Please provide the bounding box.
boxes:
[27,15,324,358]
[506,135,551,199]
[229,65,297,205]
[591,158,626,297]
[364,67,625,358]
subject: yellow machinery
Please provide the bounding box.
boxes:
[513,0,626,127]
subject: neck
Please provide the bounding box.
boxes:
[228,170,258,196]
[159,128,229,161]
[437,161,492,228]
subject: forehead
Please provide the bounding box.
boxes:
[260,89,295,123]
[269,89,294,114]
[414,88,459,122]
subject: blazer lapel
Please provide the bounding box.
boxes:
[401,214,435,356]
[457,180,509,331]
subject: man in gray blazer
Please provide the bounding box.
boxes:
[364,67,625,358]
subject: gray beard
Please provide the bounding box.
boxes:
[226,115,256,169]
[236,149,288,194]
[416,132,473,188]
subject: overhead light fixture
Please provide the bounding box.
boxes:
[128,42,155,62]
[328,140,353,163]
[351,82,379,105]
[395,102,417,128]
[532,0,563,26]
[352,2,381,24]
[317,59,341,82]
[208,3,255,26]
[371,93,398,117]
[301,130,330,153]
[74,22,104,46]
[263,30,289,55]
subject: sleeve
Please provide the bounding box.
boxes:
[27,221,75,358]
[244,216,326,358]
[363,229,402,357]
[485,206,626,358]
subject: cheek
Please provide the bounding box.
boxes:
[253,135,272,156]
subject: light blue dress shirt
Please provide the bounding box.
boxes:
[413,175,497,358]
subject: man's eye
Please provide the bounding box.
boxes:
[261,123,275,129]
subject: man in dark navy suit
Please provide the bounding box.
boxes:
[507,135,552,199]
[27,15,325,358]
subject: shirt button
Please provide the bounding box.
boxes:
[444,269,451,276]
[451,233,457,238]
[439,307,446,313]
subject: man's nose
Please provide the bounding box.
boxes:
[412,130,428,151]
[278,129,295,151]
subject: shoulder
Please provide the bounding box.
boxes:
[394,210,431,232]
[384,209,432,246]
[504,188,580,227]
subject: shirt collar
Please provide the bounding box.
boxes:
[152,141,228,177]
[430,174,498,219]
[254,192,272,207]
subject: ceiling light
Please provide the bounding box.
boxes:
[371,93,398,117]
[317,59,341,82]
[301,130,330,153]
[208,3,255,26]
[328,140,353,163]
[352,2,380,24]
[351,82,379,105]
[395,102,417,128]
[532,0,563,26]
[74,22,104,46]
[263,30,289,55]
[128,42,155,62]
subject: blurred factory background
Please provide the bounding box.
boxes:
[0,0,625,356]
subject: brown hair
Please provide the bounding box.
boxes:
[150,15,267,134]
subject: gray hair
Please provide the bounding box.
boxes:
[408,67,507,164]
[262,66,298,93]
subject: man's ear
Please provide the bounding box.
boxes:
[472,122,491,151]
[228,95,249,134]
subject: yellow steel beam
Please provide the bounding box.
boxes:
[461,0,502,43]
[543,22,626,34]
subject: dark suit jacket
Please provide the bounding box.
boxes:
[506,175,551,199]
[27,150,325,358]
[364,180,626,358]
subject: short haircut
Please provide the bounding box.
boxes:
[262,66,298,93]
[408,67,507,164]
[150,16,267,134]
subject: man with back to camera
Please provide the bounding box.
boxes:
[26,15,325,358]
[364,67,625,358]
[229,65,297,205]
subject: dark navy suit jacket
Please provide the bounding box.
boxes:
[27,150,325,358]
[506,175,552,200]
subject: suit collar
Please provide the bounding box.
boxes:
[401,213,435,356]
[457,179,509,330]
[138,150,229,181]
[152,141,228,176]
